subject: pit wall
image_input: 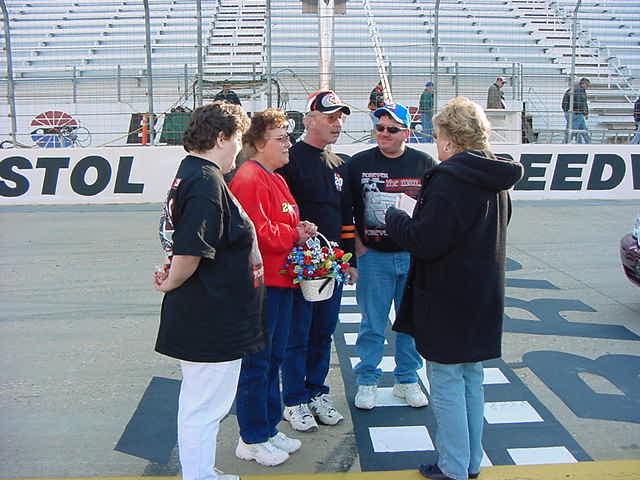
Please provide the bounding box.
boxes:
[1,144,639,205]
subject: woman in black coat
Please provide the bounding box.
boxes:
[385,96,523,480]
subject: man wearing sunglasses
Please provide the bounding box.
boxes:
[277,90,358,433]
[348,103,437,410]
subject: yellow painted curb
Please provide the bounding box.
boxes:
[6,460,640,480]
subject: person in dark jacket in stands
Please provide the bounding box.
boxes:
[486,76,505,110]
[278,90,357,432]
[631,96,640,144]
[214,82,242,106]
[561,77,590,144]
[154,101,262,480]
[385,96,523,480]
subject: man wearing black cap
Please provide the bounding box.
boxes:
[348,103,437,411]
[278,90,357,432]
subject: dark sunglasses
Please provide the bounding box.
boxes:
[374,124,408,134]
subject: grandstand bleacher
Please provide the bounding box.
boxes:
[1,0,638,145]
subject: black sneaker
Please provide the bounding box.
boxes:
[419,464,480,479]
[418,464,454,480]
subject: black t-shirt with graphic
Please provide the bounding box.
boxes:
[155,155,265,363]
[277,141,356,264]
[348,146,436,252]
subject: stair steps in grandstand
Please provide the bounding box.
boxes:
[202,0,266,86]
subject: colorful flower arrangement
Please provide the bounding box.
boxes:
[281,236,352,284]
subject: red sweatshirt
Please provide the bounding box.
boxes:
[230,160,300,288]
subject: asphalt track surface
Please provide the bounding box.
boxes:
[1,200,639,479]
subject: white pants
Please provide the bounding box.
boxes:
[178,358,242,480]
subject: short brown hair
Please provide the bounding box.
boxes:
[182,101,249,153]
[242,108,289,157]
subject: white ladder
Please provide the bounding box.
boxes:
[362,0,393,103]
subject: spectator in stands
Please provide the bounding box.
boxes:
[385,96,523,480]
[486,77,506,110]
[154,101,262,480]
[214,82,242,105]
[631,96,640,144]
[419,81,435,143]
[562,77,591,144]
[230,108,317,467]
[278,90,357,433]
[348,103,436,411]
[368,81,386,113]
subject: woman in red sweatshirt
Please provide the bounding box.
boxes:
[230,108,316,467]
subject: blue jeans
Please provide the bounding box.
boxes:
[563,111,571,143]
[236,287,293,444]
[572,113,590,144]
[565,112,590,144]
[355,249,423,385]
[631,122,640,144]
[428,361,485,480]
[282,283,343,406]
[421,113,433,143]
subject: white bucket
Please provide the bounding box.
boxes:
[300,277,335,302]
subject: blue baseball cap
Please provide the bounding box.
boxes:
[425,81,433,87]
[373,103,411,128]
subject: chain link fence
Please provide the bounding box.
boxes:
[1,0,638,148]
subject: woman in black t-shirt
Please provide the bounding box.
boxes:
[154,102,264,480]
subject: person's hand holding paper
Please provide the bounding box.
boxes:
[395,193,417,217]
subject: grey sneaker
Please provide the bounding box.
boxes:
[392,382,428,407]
[269,431,301,453]
[235,438,289,466]
[309,393,344,425]
[355,385,377,410]
[283,403,319,432]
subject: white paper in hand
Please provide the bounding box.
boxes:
[395,193,417,217]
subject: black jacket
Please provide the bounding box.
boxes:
[562,86,588,115]
[385,150,523,364]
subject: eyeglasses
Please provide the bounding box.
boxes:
[265,134,291,144]
[374,124,408,134]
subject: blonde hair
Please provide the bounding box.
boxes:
[433,96,494,158]
[242,108,289,158]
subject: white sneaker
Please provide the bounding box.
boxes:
[392,382,428,407]
[269,431,301,454]
[354,385,377,410]
[309,393,344,425]
[214,468,239,480]
[235,438,289,466]
[283,403,319,432]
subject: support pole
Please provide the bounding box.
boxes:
[433,0,440,114]
[1,0,18,144]
[266,0,273,107]
[319,0,335,91]
[567,0,582,143]
[196,0,203,107]
[143,0,155,144]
